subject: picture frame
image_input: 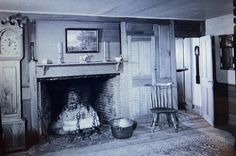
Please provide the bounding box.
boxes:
[219,34,235,70]
[65,28,99,53]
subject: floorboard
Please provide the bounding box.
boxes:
[8,112,235,156]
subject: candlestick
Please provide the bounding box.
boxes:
[58,42,64,63]
[103,40,106,62]
[30,42,35,61]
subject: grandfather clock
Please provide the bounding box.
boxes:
[0,15,26,151]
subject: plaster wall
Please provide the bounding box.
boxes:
[206,14,235,85]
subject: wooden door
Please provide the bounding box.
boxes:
[127,36,155,118]
[191,38,202,113]
[200,35,214,126]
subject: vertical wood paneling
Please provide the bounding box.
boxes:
[175,37,193,110]
[29,61,39,133]
[159,25,171,79]
[157,23,178,109]
[175,38,185,105]
[121,23,176,118]
[128,36,153,118]
[150,36,156,111]
[153,25,159,83]
[127,36,135,117]
[132,41,140,117]
[183,38,193,110]
[139,40,151,115]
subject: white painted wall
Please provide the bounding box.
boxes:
[206,14,235,85]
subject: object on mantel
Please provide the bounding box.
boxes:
[30,42,38,62]
[103,41,107,62]
[114,55,123,62]
[42,59,53,64]
[79,54,91,63]
[58,42,64,63]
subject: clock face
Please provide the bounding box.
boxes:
[0,28,21,56]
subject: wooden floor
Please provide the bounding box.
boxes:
[9,112,235,156]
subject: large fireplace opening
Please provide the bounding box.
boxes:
[38,74,119,136]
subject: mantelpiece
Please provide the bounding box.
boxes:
[29,60,123,136]
[35,61,123,79]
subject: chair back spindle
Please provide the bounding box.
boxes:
[150,83,173,109]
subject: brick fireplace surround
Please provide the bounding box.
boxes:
[40,75,118,135]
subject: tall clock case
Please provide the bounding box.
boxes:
[0,24,26,150]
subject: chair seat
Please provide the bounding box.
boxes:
[151,107,177,113]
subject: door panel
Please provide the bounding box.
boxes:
[127,36,155,118]
[175,38,185,108]
[200,35,214,126]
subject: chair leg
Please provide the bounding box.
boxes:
[156,113,159,127]
[175,113,179,123]
[152,113,159,132]
[150,114,155,127]
[166,113,172,127]
[173,113,179,129]
[170,113,178,132]
[152,113,157,131]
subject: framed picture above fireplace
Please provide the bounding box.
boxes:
[65,28,99,53]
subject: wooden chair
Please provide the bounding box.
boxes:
[150,82,179,132]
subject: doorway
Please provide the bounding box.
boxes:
[175,38,191,110]
[175,36,214,126]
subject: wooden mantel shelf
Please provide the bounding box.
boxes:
[36,61,121,67]
[35,61,123,79]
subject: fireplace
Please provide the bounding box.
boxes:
[37,74,119,135]
[28,61,122,137]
